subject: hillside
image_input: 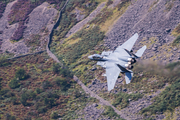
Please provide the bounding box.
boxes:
[1,0,180,120]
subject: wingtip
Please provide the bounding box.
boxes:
[134,33,139,37]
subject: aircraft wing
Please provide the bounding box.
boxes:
[106,62,121,91]
[97,61,106,67]
[114,33,139,52]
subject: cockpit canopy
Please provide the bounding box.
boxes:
[92,54,103,60]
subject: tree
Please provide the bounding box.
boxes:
[20,92,28,106]
[51,111,59,119]
[15,68,28,80]
[52,63,61,74]
[9,78,20,89]
[55,77,70,91]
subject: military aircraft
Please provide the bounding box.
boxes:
[88,33,146,91]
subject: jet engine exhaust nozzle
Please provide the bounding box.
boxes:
[127,58,136,64]
[125,64,133,70]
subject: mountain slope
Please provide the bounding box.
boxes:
[1,0,180,120]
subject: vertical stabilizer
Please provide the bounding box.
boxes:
[125,72,133,84]
[135,45,147,58]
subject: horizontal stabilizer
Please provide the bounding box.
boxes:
[102,73,106,76]
[135,45,147,58]
[125,72,133,84]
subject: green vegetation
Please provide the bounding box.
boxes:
[25,34,41,47]
[9,78,20,89]
[52,63,61,74]
[117,0,131,11]
[106,0,113,6]
[53,0,98,39]
[15,68,29,80]
[51,111,60,119]
[89,8,113,25]
[0,52,14,67]
[58,26,105,64]
[172,23,180,37]
[174,24,180,34]
[0,53,97,119]
[112,92,143,109]
[5,113,16,120]
[141,80,180,114]
[128,61,180,115]
[172,35,180,46]
[102,106,124,120]
[165,61,180,70]
[0,55,8,67]
[55,77,70,91]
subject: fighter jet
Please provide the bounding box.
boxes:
[88,33,146,91]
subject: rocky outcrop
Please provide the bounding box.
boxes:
[0,0,28,55]
[77,103,107,120]
[24,2,58,38]
[0,1,58,56]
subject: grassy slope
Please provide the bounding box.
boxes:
[0,53,98,120]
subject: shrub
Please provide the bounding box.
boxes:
[52,63,61,74]
[55,77,70,91]
[9,78,20,89]
[112,92,143,109]
[0,55,8,67]
[20,92,28,106]
[106,0,113,6]
[38,106,47,113]
[102,106,122,119]
[15,68,28,80]
[5,113,16,120]
[24,116,31,120]
[51,111,60,119]
[42,80,52,89]
[59,67,73,78]
[0,88,10,96]
[74,90,81,98]
[27,89,36,100]
[44,97,56,108]
[11,97,18,105]
[35,88,42,94]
